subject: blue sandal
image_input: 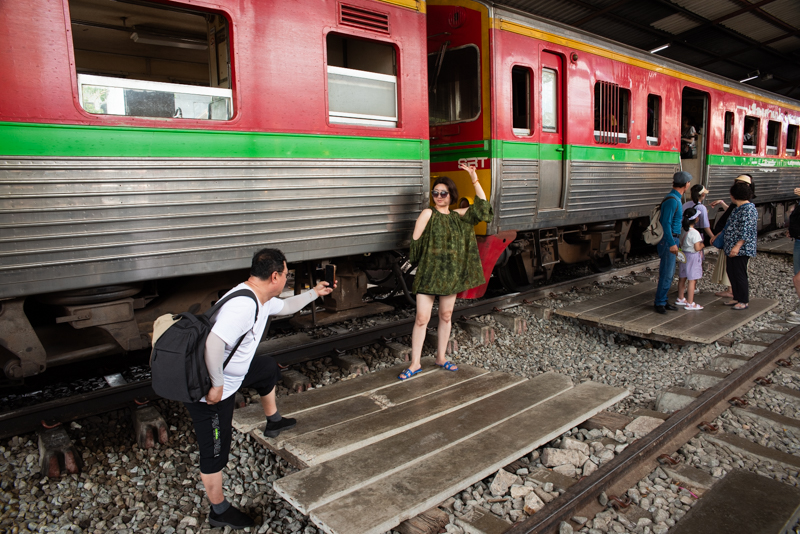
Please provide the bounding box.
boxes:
[398,368,422,381]
[436,361,458,372]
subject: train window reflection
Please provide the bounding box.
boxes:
[767,121,780,156]
[69,0,233,120]
[743,116,759,154]
[327,34,398,128]
[723,112,733,152]
[788,124,798,156]
[428,45,480,125]
[541,68,558,133]
[512,66,532,136]
[593,82,629,144]
[646,94,661,146]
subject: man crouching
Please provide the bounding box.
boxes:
[184,247,334,529]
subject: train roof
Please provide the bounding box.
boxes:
[489,2,800,112]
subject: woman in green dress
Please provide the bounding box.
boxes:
[399,163,493,380]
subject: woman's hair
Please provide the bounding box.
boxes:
[735,174,756,199]
[682,207,697,231]
[730,181,754,201]
[432,176,458,202]
[690,184,705,204]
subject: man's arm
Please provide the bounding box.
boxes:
[204,332,226,404]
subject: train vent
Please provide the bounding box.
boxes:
[339,3,390,34]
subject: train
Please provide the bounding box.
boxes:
[1,0,798,381]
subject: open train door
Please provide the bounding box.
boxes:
[680,88,709,189]
[538,51,566,211]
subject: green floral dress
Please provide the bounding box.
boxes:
[409,197,494,296]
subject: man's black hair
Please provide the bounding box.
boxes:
[251,248,287,280]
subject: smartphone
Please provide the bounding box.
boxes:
[324,264,336,287]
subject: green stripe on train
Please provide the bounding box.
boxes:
[707,154,800,168]
[0,122,429,160]
[431,140,680,164]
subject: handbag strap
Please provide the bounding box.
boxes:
[205,288,260,369]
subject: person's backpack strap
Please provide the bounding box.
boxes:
[205,289,260,369]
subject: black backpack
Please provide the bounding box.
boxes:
[790,202,800,239]
[150,289,259,403]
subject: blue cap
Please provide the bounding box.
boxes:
[673,171,692,185]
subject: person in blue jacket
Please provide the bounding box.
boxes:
[655,171,692,314]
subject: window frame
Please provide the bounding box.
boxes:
[766,120,781,156]
[427,43,482,127]
[593,81,631,145]
[742,116,760,154]
[511,65,533,137]
[646,94,661,146]
[723,111,734,153]
[787,124,799,157]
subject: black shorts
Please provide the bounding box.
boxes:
[184,355,280,474]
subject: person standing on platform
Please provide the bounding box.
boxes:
[723,182,758,310]
[654,171,691,314]
[185,248,335,530]
[676,208,705,310]
[683,184,713,244]
[710,175,755,298]
[400,162,493,381]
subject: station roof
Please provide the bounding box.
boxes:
[496,0,800,100]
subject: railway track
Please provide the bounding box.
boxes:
[0,258,660,440]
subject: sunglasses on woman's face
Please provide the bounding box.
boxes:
[431,190,449,198]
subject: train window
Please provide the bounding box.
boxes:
[69,0,233,120]
[723,112,734,152]
[593,82,630,144]
[327,34,398,128]
[767,121,781,156]
[428,45,480,125]
[788,125,799,156]
[646,95,661,146]
[743,116,759,153]
[541,68,558,133]
[512,67,532,136]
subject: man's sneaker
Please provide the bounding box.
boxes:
[787,316,800,325]
[264,416,297,438]
[208,505,255,530]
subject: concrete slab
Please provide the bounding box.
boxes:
[274,373,573,514]
[733,340,771,356]
[308,381,628,534]
[686,369,728,390]
[758,236,795,255]
[766,384,800,406]
[630,408,670,420]
[661,464,717,495]
[704,433,800,470]
[670,469,800,534]
[283,372,523,465]
[579,411,634,432]
[526,467,578,492]
[455,507,512,534]
[491,311,527,335]
[775,365,800,378]
[655,387,701,413]
[731,406,800,433]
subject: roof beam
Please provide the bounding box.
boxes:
[571,0,634,28]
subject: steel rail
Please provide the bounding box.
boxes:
[0,259,659,439]
[507,325,800,534]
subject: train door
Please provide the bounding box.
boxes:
[538,51,565,211]
[680,88,709,188]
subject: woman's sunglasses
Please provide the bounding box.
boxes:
[431,190,449,198]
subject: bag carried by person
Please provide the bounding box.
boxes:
[643,196,677,245]
[789,201,800,239]
[713,226,726,249]
[150,289,259,403]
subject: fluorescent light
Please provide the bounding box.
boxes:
[739,70,760,83]
[649,44,670,54]
[130,32,207,50]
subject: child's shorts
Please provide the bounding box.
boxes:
[679,251,703,280]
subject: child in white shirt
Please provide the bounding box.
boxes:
[676,208,705,310]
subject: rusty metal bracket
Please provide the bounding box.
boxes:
[608,495,631,512]
[777,359,792,367]
[698,421,719,433]
[754,377,773,386]
[657,454,681,466]
[41,420,61,429]
[729,397,749,407]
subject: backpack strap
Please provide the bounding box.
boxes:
[205,289,260,369]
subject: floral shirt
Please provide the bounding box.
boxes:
[410,197,493,296]
[723,202,757,257]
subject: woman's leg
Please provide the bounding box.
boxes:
[436,294,457,365]
[727,256,749,304]
[687,280,695,304]
[409,294,435,372]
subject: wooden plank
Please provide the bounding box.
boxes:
[274,373,574,514]
[758,237,794,255]
[257,365,489,450]
[282,372,525,466]
[555,282,657,319]
[677,299,778,344]
[308,381,628,534]
[234,359,443,433]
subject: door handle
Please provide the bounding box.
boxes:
[555,147,564,152]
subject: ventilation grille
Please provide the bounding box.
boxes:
[340,3,390,34]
